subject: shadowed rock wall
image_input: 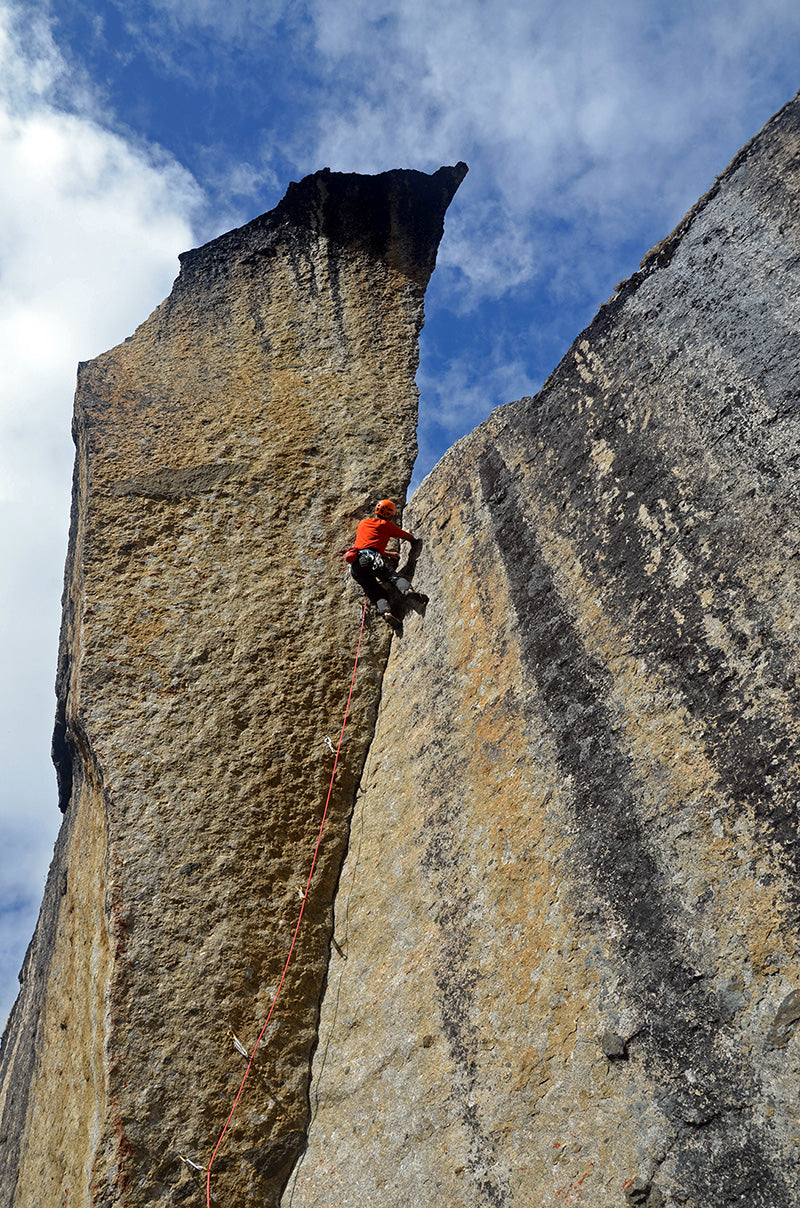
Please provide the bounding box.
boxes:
[290,99,800,1206]
[0,163,465,1207]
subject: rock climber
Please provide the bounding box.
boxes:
[345,499,428,636]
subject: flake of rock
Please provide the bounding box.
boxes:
[766,988,800,1049]
[600,1030,628,1060]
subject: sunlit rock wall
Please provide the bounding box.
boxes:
[291,99,800,1207]
[0,163,465,1208]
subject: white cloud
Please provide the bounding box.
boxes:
[102,0,800,304]
[419,350,537,439]
[303,0,800,299]
[147,0,292,41]
[0,0,203,1026]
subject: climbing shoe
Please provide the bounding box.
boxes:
[383,612,403,637]
[405,591,429,616]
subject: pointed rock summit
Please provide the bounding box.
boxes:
[0,163,466,1207]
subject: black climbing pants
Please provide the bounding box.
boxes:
[350,550,407,611]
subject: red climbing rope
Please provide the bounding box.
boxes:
[205,600,367,1207]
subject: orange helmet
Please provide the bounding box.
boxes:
[375,499,396,519]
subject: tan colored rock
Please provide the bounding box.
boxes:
[290,99,800,1207]
[0,164,465,1207]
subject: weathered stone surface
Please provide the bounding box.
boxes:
[0,163,465,1207]
[290,98,800,1206]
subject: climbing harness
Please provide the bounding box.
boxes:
[357,548,385,570]
[204,599,367,1208]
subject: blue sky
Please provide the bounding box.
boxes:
[2,0,800,1029]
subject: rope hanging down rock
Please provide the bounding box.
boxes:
[205,599,368,1207]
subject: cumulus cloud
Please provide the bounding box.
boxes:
[0,0,202,1026]
[145,0,800,308]
[306,0,800,299]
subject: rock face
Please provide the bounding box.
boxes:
[290,99,800,1205]
[0,164,466,1207]
[6,98,800,1208]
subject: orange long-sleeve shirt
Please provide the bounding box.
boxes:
[353,516,413,553]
